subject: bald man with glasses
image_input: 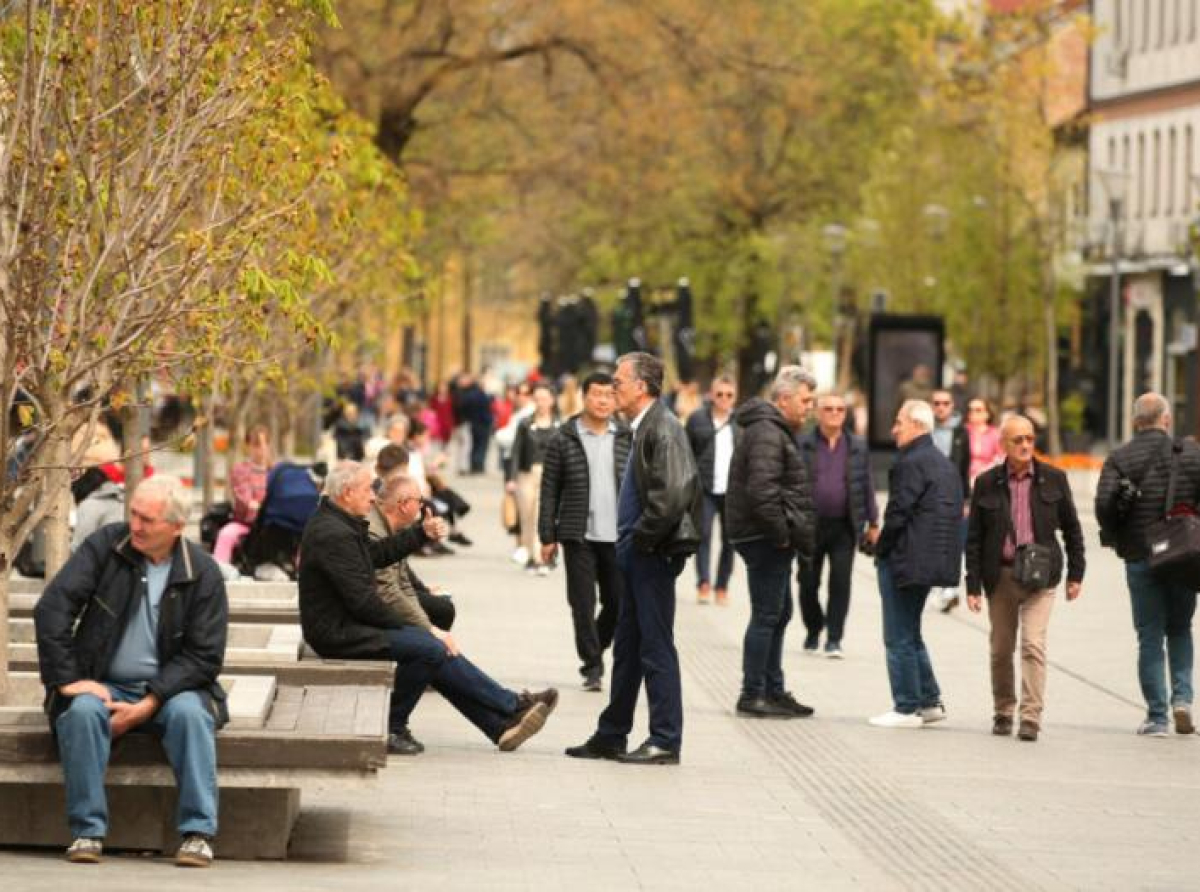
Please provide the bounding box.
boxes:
[965,416,1085,742]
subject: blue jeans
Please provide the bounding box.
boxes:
[597,546,685,750]
[696,493,734,589]
[55,686,218,839]
[877,560,941,714]
[1126,561,1197,723]
[736,539,794,698]
[385,627,520,742]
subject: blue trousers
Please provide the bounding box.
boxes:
[385,627,519,742]
[736,539,795,698]
[596,547,685,750]
[877,560,941,714]
[696,492,735,589]
[55,686,218,839]
[1126,561,1196,723]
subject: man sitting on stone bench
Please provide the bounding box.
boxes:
[34,475,228,868]
[299,461,557,756]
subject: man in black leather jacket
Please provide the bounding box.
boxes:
[1095,392,1200,737]
[566,352,701,765]
[726,366,818,720]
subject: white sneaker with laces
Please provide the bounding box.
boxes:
[511,546,529,566]
[869,710,923,729]
[175,833,214,868]
[66,837,103,864]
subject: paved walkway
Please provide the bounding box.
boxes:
[4,467,1199,890]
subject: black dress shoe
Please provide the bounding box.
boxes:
[448,532,473,546]
[387,727,425,755]
[616,741,680,765]
[516,688,559,713]
[768,691,815,718]
[736,695,796,719]
[993,715,1014,736]
[565,738,625,760]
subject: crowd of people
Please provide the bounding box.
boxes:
[23,348,1200,864]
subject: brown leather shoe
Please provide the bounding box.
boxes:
[992,715,1013,736]
[1017,721,1039,742]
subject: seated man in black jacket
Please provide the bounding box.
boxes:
[34,475,227,867]
[299,461,556,755]
[966,415,1085,742]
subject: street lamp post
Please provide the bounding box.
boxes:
[1097,170,1129,449]
[823,223,847,384]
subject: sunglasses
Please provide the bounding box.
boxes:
[821,406,846,413]
[714,391,735,398]
[932,400,951,406]
[1007,435,1035,445]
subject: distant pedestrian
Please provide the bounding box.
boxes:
[507,382,559,575]
[965,398,1004,486]
[565,352,701,765]
[870,400,963,729]
[539,372,631,691]
[725,366,818,719]
[685,375,740,605]
[930,389,971,612]
[966,415,1085,742]
[797,392,879,658]
[1096,393,1200,737]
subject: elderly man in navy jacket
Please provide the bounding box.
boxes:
[870,400,963,729]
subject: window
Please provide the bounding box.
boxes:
[1167,128,1176,216]
[1152,130,1161,217]
[1159,0,1167,47]
[1143,0,1152,50]
[1137,132,1145,217]
[1109,136,1117,169]
[1115,0,1125,46]
[1187,126,1195,210]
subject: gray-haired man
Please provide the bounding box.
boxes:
[35,475,228,867]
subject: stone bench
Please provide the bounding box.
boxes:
[7,618,395,686]
[0,673,390,859]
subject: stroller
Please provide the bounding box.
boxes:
[234,461,325,580]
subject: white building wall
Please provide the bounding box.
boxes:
[1092,0,1200,100]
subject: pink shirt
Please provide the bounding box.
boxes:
[968,425,1004,484]
[230,460,270,524]
[1002,464,1034,562]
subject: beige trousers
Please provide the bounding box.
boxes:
[516,464,544,559]
[988,567,1055,726]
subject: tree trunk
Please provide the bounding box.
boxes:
[41,428,73,583]
[1044,265,1062,455]
[0,542,11,703]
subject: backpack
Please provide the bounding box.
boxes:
[259,463,321,533]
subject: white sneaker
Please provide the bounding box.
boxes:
[869,710,923,729]
[919,703,947,724]
[511,547,529,566]
[536,564,550,577]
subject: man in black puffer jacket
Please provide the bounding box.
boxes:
[1096,392,1200,737]
[726,366,818,720]
[539,372,632,691]
[869,400,963,730]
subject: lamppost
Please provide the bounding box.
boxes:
[1097,169,1130,449]
[823,222,848,384]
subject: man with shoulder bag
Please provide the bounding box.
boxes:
[1096,392,1200,737]
[966,416,1085,742]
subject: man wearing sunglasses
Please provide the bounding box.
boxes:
[965,416,1085,742]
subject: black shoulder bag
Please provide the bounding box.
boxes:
[1004,471,1054,590]
[1146,441,1200,590]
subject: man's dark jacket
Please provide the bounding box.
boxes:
[965,459,1086,595]
[797,429,877,533]
[938,422,971,499]
[876,433,963,589]
[725,398,815,561]
[539,415,632,544]
[1095,429,1200,561]
[626,400,702,556]
[34,524,229,729]
[685,404,742,494]
[298,497,428,659]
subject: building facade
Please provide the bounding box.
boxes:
[1087,0,1200,438]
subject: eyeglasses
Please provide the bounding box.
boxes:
[821,406,846,413]
[714,391,735,398]
[932,400,951,407]
[1007,435,1035,445]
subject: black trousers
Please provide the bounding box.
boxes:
[797,517,856,645]
[419,590,456,631]
[562,540,622,678]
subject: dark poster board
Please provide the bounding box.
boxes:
[868,314,945,449]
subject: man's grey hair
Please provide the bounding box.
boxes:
[1132,392,1171,431]
[899,399,935,432]
[133,475,191,525]
[325,460,369,500]
[618,352,664,397]
[769,365,817,400]
[378,473,420,505]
